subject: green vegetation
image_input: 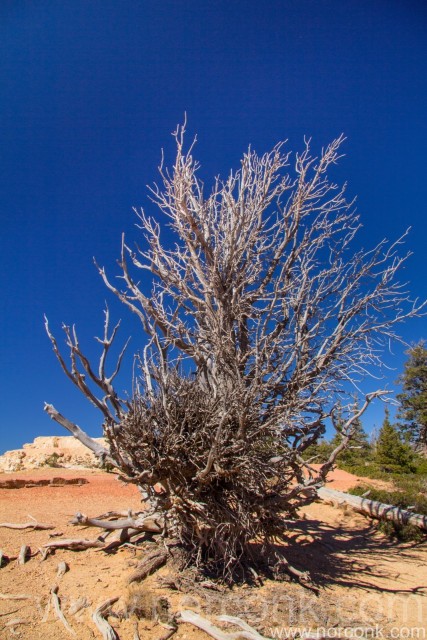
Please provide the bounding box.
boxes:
[305,382,427,541]
[302,438,334,463]
[397,341,427,452]
[43,452,62,468]
[331,412,371,466]
[348,478,427,541]
[303,412,371,466]
[374,408,415,473]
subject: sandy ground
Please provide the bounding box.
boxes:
[0,468,426,639]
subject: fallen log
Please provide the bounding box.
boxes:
[317,486,427,531]
[101,527,145,552]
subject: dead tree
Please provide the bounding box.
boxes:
[45,123,425,581]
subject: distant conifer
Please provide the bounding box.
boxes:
[397,341,427,453]
[375,408,414,473]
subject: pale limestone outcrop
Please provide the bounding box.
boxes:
[0,436,107,473]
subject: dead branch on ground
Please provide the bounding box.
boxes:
[50,585,76,636]
[0,518,54,530]
[179,610,272,640]
[92,596,120,640]
[43,538,106,552]
[56,561,69,578]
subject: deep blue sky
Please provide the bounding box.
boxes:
[1,1,426,453]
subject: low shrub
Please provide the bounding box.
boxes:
[43,452,62,468]
[338,462,391,480]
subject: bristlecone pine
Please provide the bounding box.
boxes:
[45,123,425,581]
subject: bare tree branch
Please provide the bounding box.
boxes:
[43,403,112,462]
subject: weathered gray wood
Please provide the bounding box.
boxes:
[179,610,272,640]
[92,596,120,640]
[56,561,69,578]
[51,585,76,636]
[127,548,168,584]
[0,520,54,530]
[17,545,30,565]
[71,511,162,532]
[43,538,105,551]
[44,403,113,463]
[317,486,427,531]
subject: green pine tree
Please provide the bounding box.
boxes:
[397,341,427,452]
[375,408,414,473]
[330,407,371,466]
[302,438,334,463]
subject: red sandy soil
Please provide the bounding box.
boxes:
[0,468,425,639]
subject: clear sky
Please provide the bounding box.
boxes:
[1,1,426,454]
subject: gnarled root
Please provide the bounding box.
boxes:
[127,548,168,584]
[179,610,272,640]
[0,517,54,530]
[92,596,120,640]
[51,585,76,636]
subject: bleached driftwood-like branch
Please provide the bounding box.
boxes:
[0,517,54,530]
[70,511,163,532]
[43,538,106,551]
[45,308,129,424]
[179,610,272,640]
[92,596,120,640]
[127,548,168,584]
[17,545,30,565]
[44,403,112,462]
[51,585,76,636]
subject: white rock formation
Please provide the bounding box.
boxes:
[0,436,106,473]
